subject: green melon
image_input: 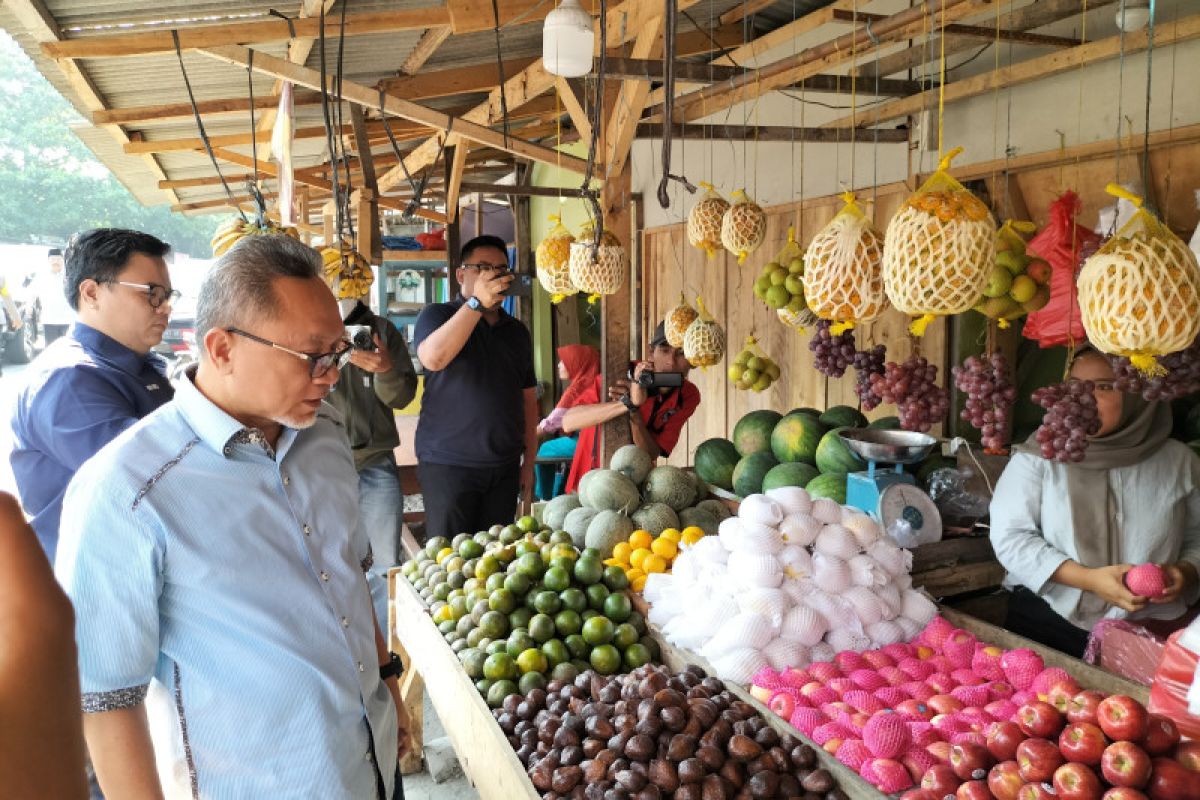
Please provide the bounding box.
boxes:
[732,410,784,456]
[678,507,719,538]
[577,470,600,507]
[687,470,709,502]
[867,416,902,430]
[770,411,827,464]
[761,462,820,492]
[631,502,679,535]
[805,472,847,504]
[819,405,869,429]
[815,427,864,474]
[732,452,779,497]
[563,507,600,549]
[584,510,635,558]
[581,469,640,513]
[543,493,582,530]
[693,438,740,491]
[610,445,653,485]
[694,498,732,521]
[642,465,697,511]
[791,407,823,417]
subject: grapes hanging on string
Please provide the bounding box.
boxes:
[869,354,950,433]
[809,320,857,378]
[852,344,886,411]
[1031,380,1101,463]
[952,352,1018,452]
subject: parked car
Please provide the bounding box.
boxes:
[153,298,197,364]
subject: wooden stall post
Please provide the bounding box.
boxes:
[350,104,383,263]
[387,566,425,775]
[297,188,311,245]
[444,151,462,301]
[600,162,634,463]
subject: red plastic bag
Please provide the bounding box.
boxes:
[416,228,447,250]
[1148,627,1200,739]
[1022,192,1100,348]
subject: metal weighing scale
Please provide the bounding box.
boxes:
[839,428,942,539]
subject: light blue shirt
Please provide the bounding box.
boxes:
[56,374,398,799]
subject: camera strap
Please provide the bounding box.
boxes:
[646,388,682,436]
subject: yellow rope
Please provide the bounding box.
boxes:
[937,1,947,160]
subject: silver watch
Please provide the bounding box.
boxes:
[465,296,483,312]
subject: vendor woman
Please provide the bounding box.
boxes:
[989,347,1200,658]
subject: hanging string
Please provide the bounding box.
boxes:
[1140,0,1157,205]
[849,0,857,192]
[245,50,268,227]
[1163,0,1178,227]
[580,0,606,252]
[334,0,354,247]
[868,18,880,211]
[936,0,947,160]
[1071,0,1089,189]
[489,0,512,149]
[317,4,341,243]
[1114,0,1129,187]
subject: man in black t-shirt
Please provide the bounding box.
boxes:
[413,235,538,540]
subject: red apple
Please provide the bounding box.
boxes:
[930,694,966,716]
[1102,790,1150,800]
[768,691,796,719]
[1101,741,1153,788]
[1145,757,1200,800]
[928,741,954,763]
[956,780,994,800]
[1139,715,1180,756]
[987,721,1028,762]
[1047,678,1084,714]
[1017,783,1057,800]
[1176,740,1200,772]
[1017,702,1066,739]
[951,742,997,782]
[901,790,938,800]
[923,763,963,797]
[1059,722,1108,766]
[1067,691,1107,726]
[1017,738,1065,783]
[1097,696,1151,743]
[988,761,1025,800]
[1054,762,1104,800]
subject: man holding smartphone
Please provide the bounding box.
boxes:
[414,235,538,540]
[560,322,701,491]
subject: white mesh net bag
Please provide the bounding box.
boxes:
[683,296,726,368]
[1079,184,1200,374]
[568,225,626,303]
[803,192,886,330]
[688,182,730,259]
[535,214,577,302]
[664,293,699,348]
[883,147,996,335]
[721,189,767,264]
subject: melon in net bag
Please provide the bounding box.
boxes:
[688,182,730,259]
[568,225,626,304]
[721,189,767,264]
[664,293,699,348]
[803,191,886,330]
[883,147,996,335]
[683,296,726,368]
[1077,184,1200,374]
[535,214,578,302]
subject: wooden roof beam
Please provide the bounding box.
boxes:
[606,57,925,96]
[719,0,776,27]
[159,172,267,190]
[638,122,909,143]
[605,16,664,183]
[379,58,540,102]
[41,8,451,60]
[398,25,453,75]
[555,78,593,142]
[93,90,323,126]
[830,9,1080,48]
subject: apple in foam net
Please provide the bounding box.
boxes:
[1054,762,1105,800]
[1017,738,1065,783]
[1145,757,1200,800]
[929,694,965,716]
[1017,701,1066,739]
[1058,722,1109,766]
[1101,741,1153,788]
[1139,714,1180,757]
[986,721,1027,762]
[1097,695,1151,743]
[897,699,935,721]
[989,760,1025,800]
[1067,690,1107,726]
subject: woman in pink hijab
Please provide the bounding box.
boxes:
[535,344,600,500]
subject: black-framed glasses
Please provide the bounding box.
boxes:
[225,327,352,378]
[111,281,181,309]
[460,262,509,275]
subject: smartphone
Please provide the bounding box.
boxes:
[501,274,534,297]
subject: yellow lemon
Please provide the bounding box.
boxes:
[626,567,645,583]
[631,574,647,592]
[681,527,706,546]
[432,604,453,624]
[629,548,651,570]
[651,538,678,561]
[612,542,633,564]
[629,530,653,550]
[603,558,623,567]
[436,547,454,564]
[659,528,682,543]
[643,554,668,574]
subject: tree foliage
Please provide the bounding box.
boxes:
[0,33,220,256]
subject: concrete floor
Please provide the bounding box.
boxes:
[399,682,480,799]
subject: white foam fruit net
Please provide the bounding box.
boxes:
[883,147,996,335]
[688,182,730,259]
[1078,184,1200,374]
[535,214,577,302]
[803,192,886,328]
[568,226,626,303]
[721,189,767,264]
[683,296,726,368]
[665,293,699,348]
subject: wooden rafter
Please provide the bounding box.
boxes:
[444,143,470,223]
[719,0,776,27]
[378,58,540,102]
[555,79,593,142]
[637,123,909,143]
[159,173,267,190]
[93,90,323,127]
[399,25,453,75]
[607,57,924,96]
[605,17,664,182]
[830,9,1080,48]
[444,0,563,34]
[41,8,452,60]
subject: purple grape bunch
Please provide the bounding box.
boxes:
[952,352,1019,451]
[868,354,950,433]
[1108,337,1200,402]
[852,344,887,411]
[808,319,857,378]
[1032,380,1101,463]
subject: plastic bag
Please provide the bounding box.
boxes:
[883,146,997,335]
[720,189,767,264]
[728,335,781,393]
[688,182,729,259]
[535,214,578,302]
[802,191,886,330]
[1149,623,1200,739]
[1078,184,1200,374]
[1022,192,1099,348]
[975,220,1048,329]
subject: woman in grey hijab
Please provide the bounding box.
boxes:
[989,347,1200,657]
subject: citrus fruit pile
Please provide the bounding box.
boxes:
[754,253,807,314]
[401,516,660,708]
[603,527,706,592]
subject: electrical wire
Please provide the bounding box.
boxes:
[489,0,512,148]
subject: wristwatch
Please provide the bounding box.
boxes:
[379,652,405,681]
[620,394,640,413]
[465,295,484,312]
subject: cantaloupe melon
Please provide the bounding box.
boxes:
[695,498,732,521]
[543,493,582,530]
[679,507,719,538]
[585,510,635,558]
[610,445,653,485]
[642,465,697,511]
[563,506,601,548]
[580,469,640,513]
[631,502,680,535]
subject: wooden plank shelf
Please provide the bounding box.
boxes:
[382,250,448,262]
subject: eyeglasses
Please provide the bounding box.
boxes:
[111,281,181,309]
[225,327,352,379]
[460,262,509,275]
[1093,380,1119,393]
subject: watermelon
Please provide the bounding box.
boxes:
[732,452,779,497]
[694,438,740,491]
[583,470,640,513]
[806,472,847,504]
[642,465,696,511]
[770,411,827,464]
[610,445,653,485]
[761,462,820,491]
[815,427,864,474]
[631,502,679,535]
[819,405,868,429]
[733,410,784,456]
[867,416,902,430]
[791,407,823,417]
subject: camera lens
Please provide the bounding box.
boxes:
[351,328,374,349]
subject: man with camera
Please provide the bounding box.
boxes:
[415,235,538,541]
[561,322,701,491]
[325,286,418,626]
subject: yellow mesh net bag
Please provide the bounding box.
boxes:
[664,293,699,348]
[767,228,818,332]
[727,335,780,393]
[320,244,374,299]
[568,225,626,304]
[974,220,1043,329]
[535,214,577,303]
[688,182,730,259]
[883,147,996,335]
[721,189,767,264]
[1078,184,1200,374]
[802,192,886,331]
[683,296,726,368]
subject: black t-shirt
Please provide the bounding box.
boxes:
[414,299,536,468]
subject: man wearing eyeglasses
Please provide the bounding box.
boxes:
[10,228,175,559]
[414,234,539,541]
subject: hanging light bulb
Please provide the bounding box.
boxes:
[1115,0,1152,32]
[543,0,594,78]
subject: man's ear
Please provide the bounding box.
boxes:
[204,328,236,374]
[77,279,100,310]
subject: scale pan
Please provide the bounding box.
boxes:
[838,428,938,465]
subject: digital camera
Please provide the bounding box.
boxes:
[627,361,683,389]
[345,324,376,351]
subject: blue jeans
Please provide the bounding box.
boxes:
[535,436,577,500]
[358,460,403,629]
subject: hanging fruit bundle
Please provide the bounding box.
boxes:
[720,189,767,264]
[868,354,950,433]
[683,296,726,368]
[568,224,626,304]
[1077,184,1200,375]
[883,147,996,335]
[803,192,886,330]
[687,182,730,259]
[663,293,698,348]
[952,351,1018,452]
[975,220,1050,328]
[534,214,577,302]
[728,336,781,393]
[1031,379,1101,463]
[759,228,818,332]
[1023,191,1100,348]
[321,243,374,299]
[210,216,299,257]
[1109,334,1200,401]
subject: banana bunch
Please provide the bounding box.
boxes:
[321,246,374,299]
[210,217,301,256]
